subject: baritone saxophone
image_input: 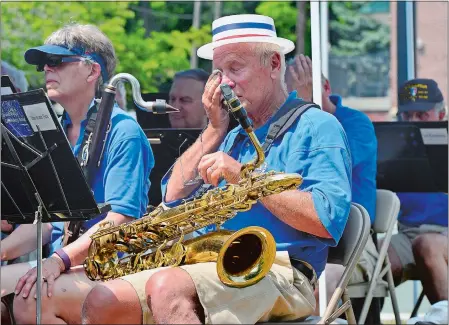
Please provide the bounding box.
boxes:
[83,81,303,288]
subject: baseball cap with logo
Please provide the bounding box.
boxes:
[398,78,444,114]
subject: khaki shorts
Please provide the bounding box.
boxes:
[120,251,316,324]
[349,235,379,284]
[390,222,447,280]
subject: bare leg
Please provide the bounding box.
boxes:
[82,267,203,325]
[378,238,404,285]
[1,262,33,297]
[81,279,142,324]
[146,268,204,324]
[13,266,96,324]
[413,233,448,304]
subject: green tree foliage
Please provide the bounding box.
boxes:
[327,2,391,97]
[328,1,390,56]
[1,1,210,92]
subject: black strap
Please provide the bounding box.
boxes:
[227,99,319,157]
[60,101,108,247]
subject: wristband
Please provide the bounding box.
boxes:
[54,249,71,271]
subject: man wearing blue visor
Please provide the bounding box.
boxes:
[2,23,154,325]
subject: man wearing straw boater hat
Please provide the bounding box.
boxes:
[81,14,352,324]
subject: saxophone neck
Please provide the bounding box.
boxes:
[241,129,265,177]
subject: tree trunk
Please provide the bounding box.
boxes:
[296,1,306,55]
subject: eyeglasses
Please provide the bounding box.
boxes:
[36,56,88,72]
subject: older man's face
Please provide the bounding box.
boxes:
[168,77,207,128]
[400,107,444,122]
[212,43,277,117]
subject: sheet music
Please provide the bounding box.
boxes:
[1,87,13,95]
[1,99,34,137]
[420,128,448,145]
[22,102,57,132]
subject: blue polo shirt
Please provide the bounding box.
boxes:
[161,92,352,277]
[332,95,377,223]
[397,193,448,227]
[49,100,154,253]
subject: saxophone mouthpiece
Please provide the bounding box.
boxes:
[164,103,179,113]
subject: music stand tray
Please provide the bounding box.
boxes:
[1,89,106,324]
[374,121,448,193]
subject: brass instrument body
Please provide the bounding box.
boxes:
[84,171,302,285]
[84,80,304,288]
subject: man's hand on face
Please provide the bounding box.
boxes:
[202,69,230,131]
[198,151,242,186]
[286,54,313,102]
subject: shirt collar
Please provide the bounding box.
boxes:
[236,91,298,136]
[329,94,343,111]
[61,98,98,127]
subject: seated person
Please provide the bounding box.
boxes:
[6,23,154,325]
[168,68,209,129]
[80,14,352,325]
[285,54,378,310]
[388,78,447,323]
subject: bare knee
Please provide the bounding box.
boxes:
[82,283,125,324]
[146,268,203,323]
[413,234,446,266]
[13,293,39,324]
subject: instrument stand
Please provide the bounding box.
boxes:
[1,89,104,324]
[33,195,44,325]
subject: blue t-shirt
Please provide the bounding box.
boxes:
[332,95,377,223]
[161,92,352,277]
[397,193,448,227]
[49,101,154,253]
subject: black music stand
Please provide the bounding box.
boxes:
[374,121,448,192]
[1,89,104,324]
[144,128,203,206]
[1,75,18,95]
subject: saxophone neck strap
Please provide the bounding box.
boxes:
[227,99,318,157]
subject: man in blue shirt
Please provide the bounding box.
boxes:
[285,54,378,308]
[5,24,153,325]
[81,14,352,325]
[388,78,447,322]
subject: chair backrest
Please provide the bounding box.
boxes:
[372,189,400,233]
[328,203,371,267]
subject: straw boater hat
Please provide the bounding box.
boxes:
[197,14,295,60]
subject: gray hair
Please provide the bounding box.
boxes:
[253,43,288,94]
[1,61,29,92]
[434,100,447,118]
[44,23,116,88]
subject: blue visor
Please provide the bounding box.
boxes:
[24,44,109,82]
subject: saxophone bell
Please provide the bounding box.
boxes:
[217,226,276,288]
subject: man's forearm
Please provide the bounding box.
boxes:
[61,212,134,267]
[165,126,227,202]
[1,223,53,261]
[260,190,332,239]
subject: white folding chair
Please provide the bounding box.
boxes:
[298,203,371,325]
[347,189,402,324]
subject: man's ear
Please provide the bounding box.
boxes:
[438,110,446,121]
[323,79,332,96]
[270,52,282,79]
[86,62,102,83]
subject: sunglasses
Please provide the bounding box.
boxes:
[36,56,88,72]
